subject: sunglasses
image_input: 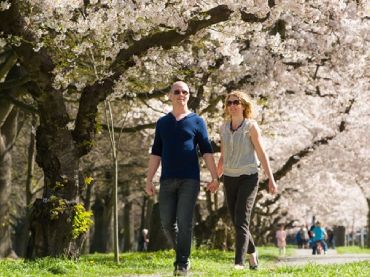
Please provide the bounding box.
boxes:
[173,89,189,95]
[227,99,241,106]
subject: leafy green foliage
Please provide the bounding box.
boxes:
[84,176,94,186]
[71,204,93,239]
[48,196,67,221]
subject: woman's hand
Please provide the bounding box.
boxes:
[268,179,278,194]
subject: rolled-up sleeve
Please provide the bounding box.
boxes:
[196,117,213,155]
[151,121,162,156]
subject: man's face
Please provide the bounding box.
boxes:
[169,82,190,106]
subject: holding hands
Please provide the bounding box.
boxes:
[207,178,219,193]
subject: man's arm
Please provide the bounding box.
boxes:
[203,153,219,193]
[145,154,161,196]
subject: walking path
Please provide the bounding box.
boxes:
[276,248,370,266]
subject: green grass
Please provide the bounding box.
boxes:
[0,247,369,276]
[337,246,370,254]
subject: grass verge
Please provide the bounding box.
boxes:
[0,246,369,276]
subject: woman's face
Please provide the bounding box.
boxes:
[227,95,244,117]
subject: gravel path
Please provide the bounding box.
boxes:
[276,249,370,266]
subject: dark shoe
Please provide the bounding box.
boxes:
[249,252,259,270]
[174,265,188,276]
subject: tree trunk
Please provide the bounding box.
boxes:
[144,197,154,229]
[26,92,91,259]
[90,196,113,253]
[147,203,172,251]
[0,131,12,258]
[80,178,93,254]
[123,202,133,251]
[13,115,37,257]
[367,198,370,248]
[0,104,18,258]
[139,196,147,231]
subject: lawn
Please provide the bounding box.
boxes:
[336,246,370,254]
[0,246,369,276]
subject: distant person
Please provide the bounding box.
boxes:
[308,224,315,249]
[276,224,287,256]
[145,81,219,276]
[217,91,278,270]
[311,221,328,255]
[295,229,302,248]
[327,228,336,249]
[299,225,309,249]
[138,228,149,251]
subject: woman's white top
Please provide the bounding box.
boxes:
[220,119,259,177]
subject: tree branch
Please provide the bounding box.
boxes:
[121,87,170,101]
[240,10,270,23]
[0,90,37,113]
[0,75,30,90]
[0,50,17,81]
[111,5,233,73]
[101,122,156,133]
[73,5,233,156]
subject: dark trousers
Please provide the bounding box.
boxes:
[159,178,200,268]
[224,173,259,265]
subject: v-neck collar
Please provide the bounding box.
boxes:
[169,112,194,122]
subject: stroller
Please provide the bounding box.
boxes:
[311,239,325,255]
[315,241,323,254]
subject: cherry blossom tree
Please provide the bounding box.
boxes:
[0,0,369,258]
[0,0,233,258]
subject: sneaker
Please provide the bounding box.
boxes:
[234,264,245,270]
[249,252,259,270]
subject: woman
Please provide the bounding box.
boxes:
[276,224,287,256]
[217,91,277,270]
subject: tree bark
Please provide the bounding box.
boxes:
[147,203,172,251]
[367,198,370,248]
[25,90,91,259]
[144,197,154,230]
[14,114,37,257]
[90,196,113,253]
[123,202,133,252]
[0,97,18,257]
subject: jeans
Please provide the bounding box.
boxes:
[224,173,259,265]
[159,178,200,268]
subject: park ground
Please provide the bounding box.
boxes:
[0,246,370,276]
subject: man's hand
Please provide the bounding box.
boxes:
[268,179,278,194]
[207,179,219,193]
[145,181,156,196]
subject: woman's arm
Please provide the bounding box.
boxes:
[249,123,277,194]
[217,139,224,177]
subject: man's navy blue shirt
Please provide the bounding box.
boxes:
[151,112,213,181]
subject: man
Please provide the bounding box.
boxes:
[146,81,219,276]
